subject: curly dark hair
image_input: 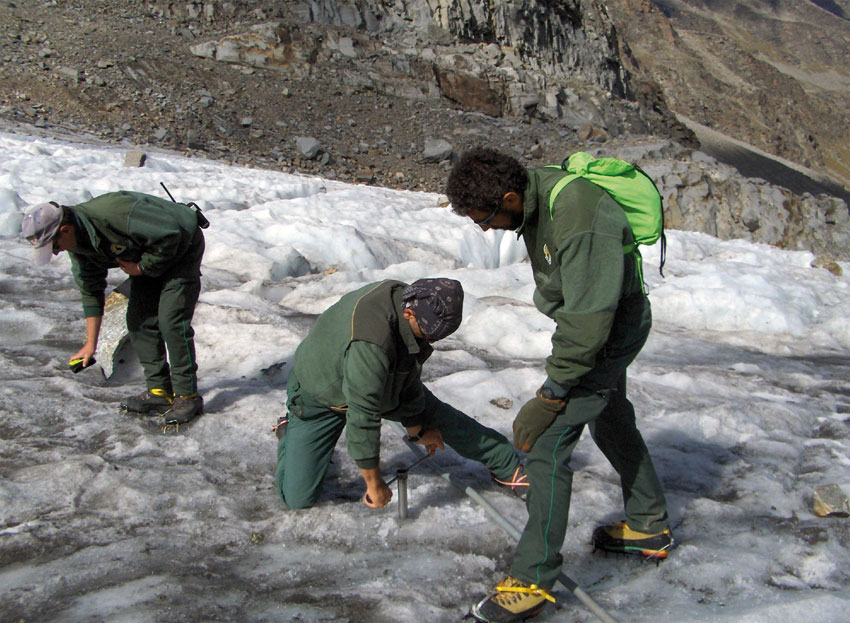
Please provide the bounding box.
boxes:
[445,147,528,216]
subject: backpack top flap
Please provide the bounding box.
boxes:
[548,151,663,248]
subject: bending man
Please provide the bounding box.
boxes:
[447,148,672,623]
[274,278,527,510]
[21,191,206,426]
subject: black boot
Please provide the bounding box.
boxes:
[491,465,529,499]
[272,416,289,440]
[120,388,173,414]
[162,394,204,425]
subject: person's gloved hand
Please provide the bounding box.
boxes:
[512,380,568,452]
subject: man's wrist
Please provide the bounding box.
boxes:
[359,466,383,484]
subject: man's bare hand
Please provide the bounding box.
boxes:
[117,259,142,276]
[70,343,96,367]
[418,428,445,456]
[360,466,392,508]
[363,480,393,508]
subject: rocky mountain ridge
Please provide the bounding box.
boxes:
[606,0,850,189]
[0,0,847,263]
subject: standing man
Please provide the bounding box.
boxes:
[21,191,207,427]
[274,278,527,510]
[446,148,672,623]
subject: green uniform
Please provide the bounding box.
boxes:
[510,169,669,589]
[275,280,520,509]
[69,191,205,395]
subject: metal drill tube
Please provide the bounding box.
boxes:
[397,469,409,519]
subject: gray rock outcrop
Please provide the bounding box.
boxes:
[185,1,847,260]
[188,0,691,143]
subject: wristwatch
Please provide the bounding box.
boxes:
[539,386,559,401]
[408,428,428,442]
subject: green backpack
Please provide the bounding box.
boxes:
[547,151,666,275]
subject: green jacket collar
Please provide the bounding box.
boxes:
[398,310,432,358]
[515,168,541,238]
[70,209,101,256]
[394,286,433,357]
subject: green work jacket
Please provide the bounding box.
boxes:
[69,191,202,317]
[292,280,431,468]
[518,168,645,388]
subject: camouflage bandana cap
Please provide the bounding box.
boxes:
[402,278,464,341]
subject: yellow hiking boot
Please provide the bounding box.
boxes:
[592,521,674,559]
[469,576,553,622]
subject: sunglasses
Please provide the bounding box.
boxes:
[472,201,501,226]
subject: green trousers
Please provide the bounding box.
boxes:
[125,229,204,396]
[510,294,669,590]
[275,371,520,510]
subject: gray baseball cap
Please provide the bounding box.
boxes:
[21,202,63,265]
